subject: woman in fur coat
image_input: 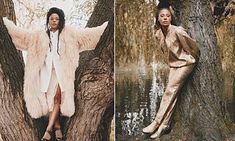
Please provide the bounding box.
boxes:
[3,7,108,141]
[142,1,199,139]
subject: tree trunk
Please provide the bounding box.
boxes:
[65,0,114,140]
[0,0,16,22]
[0,0,114,140]
[159,0,235,140]
[0,1,37,140]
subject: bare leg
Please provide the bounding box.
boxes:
[54,115,63,139]
[42,86,61,140]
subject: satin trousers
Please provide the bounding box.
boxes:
[154,64,195,126]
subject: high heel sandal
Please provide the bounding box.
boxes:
[55,128,64,141]
[150,125,170,139]
[142,120,160,134]
[41,130,52,141]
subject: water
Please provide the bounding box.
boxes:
[115,63,235,141]
[115,63,168,141]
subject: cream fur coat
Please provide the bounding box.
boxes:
[3,18,108,118]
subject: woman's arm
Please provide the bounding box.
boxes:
[155,29,166,53]
[176,28,200,60]
[3,17,33,50]
[75,21,108,52]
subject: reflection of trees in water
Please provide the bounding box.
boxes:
[115,0,171,137]
[138,54,146,95]
[120,111,145,136]
[116,63,168,137]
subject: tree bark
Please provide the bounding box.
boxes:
[214,0,235,122]
[159,0,235,140]
[0,1,37,140]
[65,0,114,140]
[0,0,16,22]
[0,0,114,140]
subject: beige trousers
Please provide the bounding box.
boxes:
[155,64,195,126]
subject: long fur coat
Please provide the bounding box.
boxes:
[3,17,107,118]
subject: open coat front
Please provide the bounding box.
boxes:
[3,18,107,118]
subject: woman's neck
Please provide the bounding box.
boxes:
[50,29,58,33]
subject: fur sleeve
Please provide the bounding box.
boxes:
[75,21,108,51]
[3,17,33,50]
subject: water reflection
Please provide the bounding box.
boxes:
[116,63,168,140]
[148,63,166,121]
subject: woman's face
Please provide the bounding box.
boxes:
[158,9,172,28]
[49,13,60,31]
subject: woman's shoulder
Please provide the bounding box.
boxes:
[33,30,47,37]
[171,25,191,38]
[155,28,162,36]
[155,28,164,40]
[171,25,186,33]
[61,25,81,37]
[63,25,78,32]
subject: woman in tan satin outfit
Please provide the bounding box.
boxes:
[142,2,199,139]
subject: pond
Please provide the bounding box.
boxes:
[115,63,168,141]
[115,63,235,141]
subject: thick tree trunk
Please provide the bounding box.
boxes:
[0,5,37,141]
[64,0,114,141]
[159,0,235,140]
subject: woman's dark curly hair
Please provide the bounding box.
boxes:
[46,7,65,54]
[155,1,176,29]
